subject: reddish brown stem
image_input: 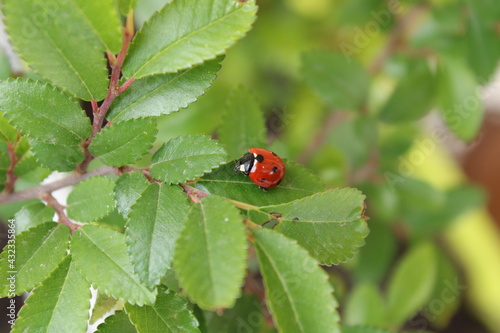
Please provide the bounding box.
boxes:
[2,134,21,194]
[78,14,135,172]
[41,192,80,233]
[180,184,210,203]
[118,77,135,94]
[91,16,134,140]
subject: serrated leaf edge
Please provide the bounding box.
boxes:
[14,223,71,295]
[124,0,257,79]
[12,255,92,333]
[0,78,92,143]
[261,188,369,265]
[67,176,117,222]
[2,4,109,101]
[253,229,340,331]
[89,118,158,166]
[109,58,222,121]
[151,134,228,184]
[71,224,157,306]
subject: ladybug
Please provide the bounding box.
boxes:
[235,148,286,189]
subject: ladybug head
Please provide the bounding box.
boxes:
[235,152,254,176]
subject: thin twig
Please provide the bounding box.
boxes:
[296,111,348,165]
[369,2,430,75]
[180,184,209,203]
[41,192,80,233]
[78,13,136,172]
[92,13,135,136]
[0,166,119,205]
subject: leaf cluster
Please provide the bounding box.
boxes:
[0,1,371,332]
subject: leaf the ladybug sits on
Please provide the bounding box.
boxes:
[234,148,286,189]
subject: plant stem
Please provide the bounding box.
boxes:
[2,134,21,194]
[369,2,430,75]
[41,192,79,233]
[226,198,259,211]
[180,184,210,203]
[296,111,348,165]
[78,13,136,172]
[0,166,119,205]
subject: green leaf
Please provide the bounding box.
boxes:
[126,183,190,289]
[204,293,264,333]
[3,0,110,100]
[0,80,91,144]
[0,152,8,190]
[114,171,150,218]
[437,56,484,141]
[385,242,437,327]
[14,202,55,234]
[301,50,370,111]
[95,310,137,333]
[30,141,85,172]
[0,48,11,80]
[260,189,369,265]
[253,228,340,333]
[67,176,116,222]
[126,286,200,333]
[66,0,122,53]
[379,60,435,123]
[90,292,119,324]
[442,184,485,222]
[12,255,91,333]
[122,0,257,78]
[108,58,222,121]
[328,115,378,169]
[352,222,397,283]
[71,224,156,305]
[422,248,462,329]
[150,135,227,184]
[465,0,500,81]
[196,161,325,206]
[0,222,70,296]
[218,87,266,161]
[117,0,139,15]
[0,114,17,142]
[343,326,392,333]
[14,154,52,183]
[14,135,30,158]
[344,283,385,326]
[89,118,157,166]
[174,196,247,309]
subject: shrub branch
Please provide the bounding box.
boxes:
[2,133,21,195]
[78,13,136,172]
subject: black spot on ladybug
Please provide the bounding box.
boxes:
[256,154,264,162]
[272,166,278,173]
[260,178,266,183]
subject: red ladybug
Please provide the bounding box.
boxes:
[235,148,286,189]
